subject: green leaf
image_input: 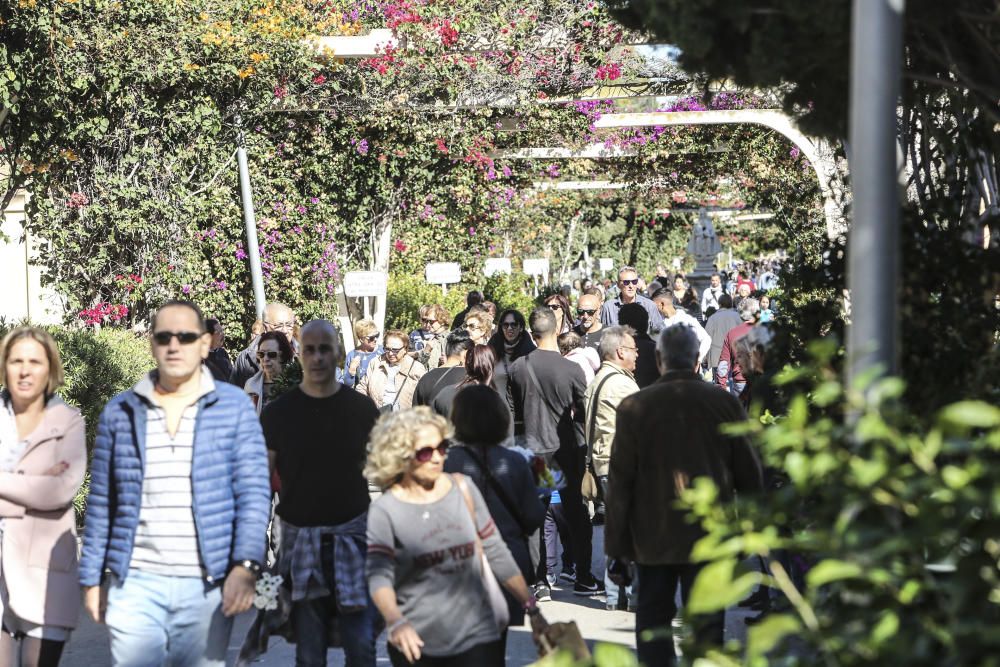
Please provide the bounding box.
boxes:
[687,558,761,614]
[806,559,863,588]
[938,401,1000,429]
[870,610,900,645]
[592,643,639,667]
[747,613,801,658]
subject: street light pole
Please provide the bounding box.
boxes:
[846,0,904,389]
[236,118,267,320]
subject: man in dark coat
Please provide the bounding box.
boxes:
[605,323,764,666]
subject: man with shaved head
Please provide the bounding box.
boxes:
[261,320,380,665]
[230,302,298,387]
[574,291,606,352]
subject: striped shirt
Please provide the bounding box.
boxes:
[128,371,213,578]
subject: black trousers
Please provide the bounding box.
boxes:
[635,563,724,667]
[552,444,594,580]
[387,639,503,667]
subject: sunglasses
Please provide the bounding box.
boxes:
[501,321,520,329]
[420,318,437,325]
[256,351,281,360]
[620,279,639,286]
[153,331,202,346]
[413,441,449,463]
[385,346,405,354]
[365,334,380,342]
[576,308,596,316]
[546,303,562,311]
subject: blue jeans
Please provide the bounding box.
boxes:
[105,570,233,667]
[290,533,377,667]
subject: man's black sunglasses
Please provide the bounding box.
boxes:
[620,279,639,286]
[576,309,596,316]
[153,331,202,346]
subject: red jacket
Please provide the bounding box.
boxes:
[716,321,754,388]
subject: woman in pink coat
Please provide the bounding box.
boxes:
[0,327,86,666]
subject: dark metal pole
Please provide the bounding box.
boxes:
[846,0,904,388]
[236,119,267,320]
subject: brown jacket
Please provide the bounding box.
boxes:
[0,397,86,628]
[357,355,426,410]
[605,370,763,565]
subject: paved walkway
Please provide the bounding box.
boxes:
[62,528,756,665]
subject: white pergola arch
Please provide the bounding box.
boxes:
[496,109,848,239]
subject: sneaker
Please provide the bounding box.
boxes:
[534,584,552,602]
[558,567,576,584]
[606,602,618,611]
[546,573,558,589]
[573,577,606,596]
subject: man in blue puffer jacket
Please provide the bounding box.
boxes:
[80,300,271,667]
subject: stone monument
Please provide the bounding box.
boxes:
[685,208,722,298]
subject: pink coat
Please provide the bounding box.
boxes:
[0,397,86,629]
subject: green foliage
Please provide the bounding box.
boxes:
[383,273,468,333]
[482,272,538,318]
[680,348,1000,665]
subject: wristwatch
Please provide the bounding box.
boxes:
[232,559,262,578]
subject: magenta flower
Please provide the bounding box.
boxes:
[235,248,247,260]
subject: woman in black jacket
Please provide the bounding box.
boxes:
[487,309,535,424]
[443,385,546,646]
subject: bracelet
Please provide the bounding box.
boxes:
[523,599,541,616]
[387,617,409,636]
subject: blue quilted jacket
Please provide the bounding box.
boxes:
[79,378,271,587]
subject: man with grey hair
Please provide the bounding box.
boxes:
[509,307,604,597]
[716,297,760,397]
[584,326,639,610]
[599,266,664,330]
[261,320,380,665]
[606,323,763,666]
[231,302,297,387]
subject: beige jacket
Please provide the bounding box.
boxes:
[0,397,86,629]
[584,362,639,477]
[357,355,426,410]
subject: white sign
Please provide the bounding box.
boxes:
[343,271,388,298]
[425,262,462,285]
[483,258,512,277]
[522,258,549,277]
[598,257,614,272]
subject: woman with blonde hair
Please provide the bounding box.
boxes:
[463,310,493,346]
[343,319,382,388]
[0,327,87,666]
[357,330,426,412]
[365,408,547,666]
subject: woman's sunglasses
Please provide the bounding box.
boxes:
[546,303,561,311]
[365,334,380,342]
[256,351,281,360]
[413,441,449,463]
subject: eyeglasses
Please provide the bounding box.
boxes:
[385,346,405,354]
[264,320,295,332]
[500,321,520,329]
[465,324,483,331]
[153,331,202,346]
[619,345,638,353]
[546,303,561,311]
[576,308,596,316]
[620,279,639,286]
[413,441,449,463]
[365,334,380,342]
[256,351,280,360]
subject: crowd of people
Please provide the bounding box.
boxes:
[0,260,780,667]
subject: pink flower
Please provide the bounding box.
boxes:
[66,192,89,209]
[393,239,408,253]
[182,285,191,294]
[595,63,621,81]
[235,248,247,260]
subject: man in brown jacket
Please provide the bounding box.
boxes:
[605,323,764,666]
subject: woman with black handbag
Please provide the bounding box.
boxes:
[444,385,547,646]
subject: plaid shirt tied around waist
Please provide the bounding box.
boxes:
[279,512,368,612]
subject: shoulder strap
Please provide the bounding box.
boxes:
[452,474,484,551]
[524,356,563,419]
[460,445,531,536]
[587,369,622,445]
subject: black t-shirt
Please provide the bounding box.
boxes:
[574,325,606,352]
[262,386,379,526]
[412,366,466,408]
[509,349,586,454]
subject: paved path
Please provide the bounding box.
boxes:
[62,528,756,665]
